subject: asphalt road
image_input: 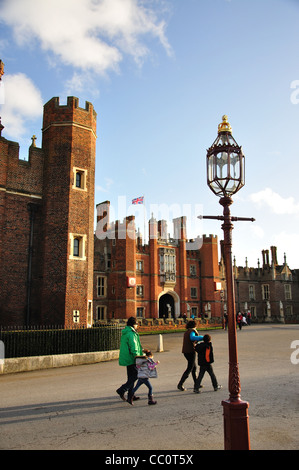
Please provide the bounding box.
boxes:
[0,325,298,451]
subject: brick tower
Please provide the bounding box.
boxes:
[40,97,96,327]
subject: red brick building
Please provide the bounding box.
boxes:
[93,201,223,322]
[2,92,298,328]
[0,96,96,327]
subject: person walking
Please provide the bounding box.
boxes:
[194,334,222,393]
[128,349,159,405]
[177,320,204,392]
[116,317,143,402]
[236,312,243,330]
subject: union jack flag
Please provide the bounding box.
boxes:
[132,196,144,205]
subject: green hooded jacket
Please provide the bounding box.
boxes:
[119,325,143,366]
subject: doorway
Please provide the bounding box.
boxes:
[159,293,175,319]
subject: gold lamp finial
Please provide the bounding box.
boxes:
[218,115,232,134]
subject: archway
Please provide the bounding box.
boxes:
[159,293,175,319]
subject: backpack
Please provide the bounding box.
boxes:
[136,357,158,379]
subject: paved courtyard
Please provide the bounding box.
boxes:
[0,324,298,451]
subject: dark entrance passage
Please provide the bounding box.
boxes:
[159,293,175,319]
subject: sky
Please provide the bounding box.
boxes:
[1,0,299,268]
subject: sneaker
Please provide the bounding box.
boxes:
[116,388,126,401]
[132,395,140,401]
[193,388,201,394]
[177,384,186,391]
[214,385,222,391]
[127,397,134,405]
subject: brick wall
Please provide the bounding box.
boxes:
[0,96,96,327]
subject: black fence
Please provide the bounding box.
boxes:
[0,324,122,359]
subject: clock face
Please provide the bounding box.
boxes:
[127,277,136,287]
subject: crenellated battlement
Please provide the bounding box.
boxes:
[42,96,97,136]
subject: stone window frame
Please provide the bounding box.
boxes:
[284,284,292,300]
[97,275,107,298]
[191,287,197,298]
[136,285,144,297]
[69,233,87,260]
[96,305,107,320]
[73,167,87,191]
[262,284,270,300]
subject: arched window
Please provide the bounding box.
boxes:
[73,167,87,190]
[70,234,86,260]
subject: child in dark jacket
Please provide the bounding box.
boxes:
[194,334,222,393]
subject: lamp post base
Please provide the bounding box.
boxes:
[222,399,250,450]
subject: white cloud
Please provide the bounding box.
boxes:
[0,0,172,77]
[250,188,299,215]
[96,177,114,193]
[1,73,43,139]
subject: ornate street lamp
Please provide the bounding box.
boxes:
[207,115,244,197]
[201,115,254,450]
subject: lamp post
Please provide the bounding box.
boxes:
[201,115,254,450]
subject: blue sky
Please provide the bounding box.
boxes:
[1,0,299,268]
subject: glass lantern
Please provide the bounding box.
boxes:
[207,115,245,197]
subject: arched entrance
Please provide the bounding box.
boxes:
[159,293,174,319]
[158,291,181,319]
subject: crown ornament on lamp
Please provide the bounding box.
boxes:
[207,115,244,197]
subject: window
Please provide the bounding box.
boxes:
[191,287,197,298]
[190,265,196,276]
[137,307,144,317]
[249,285,255,300]
[69,234,86,260]
[191,307,198,316]
[136,260,143,271]
[96,306,106,321]
[284,284,292,300]
[262,284,270,300]
[73,238,80,257]
[136,285,144,297]
[159,248,176,284]
[286,305,293,316]
[250,306,256,318]
[73,167,87,191]
[106,253,111,269]
[97,276,107,297]
[73,310,80,323]
[76,172,82,188]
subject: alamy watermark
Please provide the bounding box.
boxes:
[290,80,299,104]
[290,340,299,365]
[95,196,204,250]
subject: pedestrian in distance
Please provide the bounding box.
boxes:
[116,317,143,403]
[236,312,243,330]
[194,334,222,393]
[128,349,159,405]
[177,320,204,392]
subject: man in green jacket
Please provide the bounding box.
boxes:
[116,317,143,403]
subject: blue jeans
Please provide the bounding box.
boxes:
[132,378,153,397]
